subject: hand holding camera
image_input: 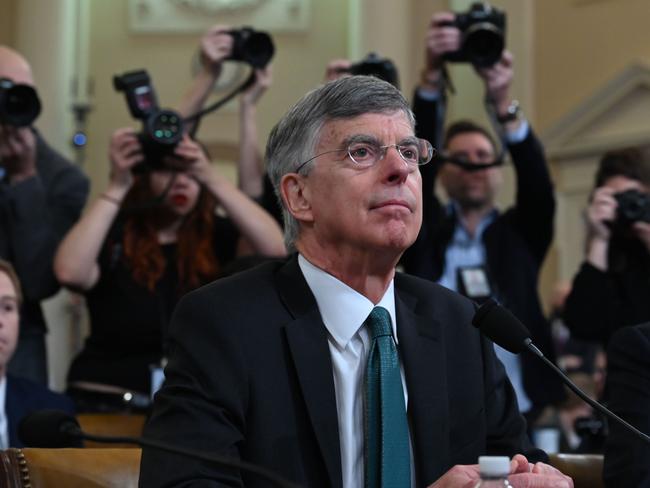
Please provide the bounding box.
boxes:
[199,25,235,77]
[108,128,143,192]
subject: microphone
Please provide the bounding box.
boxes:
[18,410,302,488]
[472,299,650,445]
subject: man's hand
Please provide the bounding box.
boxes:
[476,50,515,116]
[0,124,37,184]
[199,25,234,76]
[425,12,460,71]
[427,455,572,488]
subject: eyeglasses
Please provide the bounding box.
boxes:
[295,137,435,174]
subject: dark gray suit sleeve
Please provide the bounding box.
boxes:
[0,138,89,301]
[139,288,248,488]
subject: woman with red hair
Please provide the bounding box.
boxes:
[54,129,285,411]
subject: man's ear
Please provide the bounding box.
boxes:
[280,173,314,223]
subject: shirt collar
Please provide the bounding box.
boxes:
[298,254,397,350]
[447,201,498,237]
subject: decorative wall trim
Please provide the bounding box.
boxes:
[129,0,310,33]
[542,63,650,160]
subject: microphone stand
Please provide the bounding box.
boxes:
[524,340,650,445]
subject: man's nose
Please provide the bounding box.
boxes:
[381,146,412,182]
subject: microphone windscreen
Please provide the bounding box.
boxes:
[472,299,532,354]
[18,410,82,448]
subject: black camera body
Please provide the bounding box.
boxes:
[443,2,506,68]
[227,27,275,69]
[614,189,650,225]
[113,70,183,169]
[349,53,399,89]
[0,78,41,127]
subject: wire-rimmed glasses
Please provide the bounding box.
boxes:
[295,136,435,174]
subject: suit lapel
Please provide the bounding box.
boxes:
[276,256,343,488]
[395,282,451,485]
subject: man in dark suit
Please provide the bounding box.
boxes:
[0,259,75,448]
[139,76,571,487]
[604,323,650,487]
[0,45,89,385]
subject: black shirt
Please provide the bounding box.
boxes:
[67,215,239,394]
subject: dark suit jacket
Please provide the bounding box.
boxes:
[0,132,89,334]
[139,256,544,487]
[5,374,76,447]
[402,91,565,411]
[603,323,650,488]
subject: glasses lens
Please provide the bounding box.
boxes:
[348,142,379,166]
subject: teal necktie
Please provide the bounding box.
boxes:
[364,306,411,488]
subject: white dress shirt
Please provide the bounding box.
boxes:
[298,254,413,488]
[0,376,8,449]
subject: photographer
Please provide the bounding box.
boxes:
[401,10,564,423]
[0,46,89,385]
[563,148,650,346]
[53,129,285,411]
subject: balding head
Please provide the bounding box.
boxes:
[0,46,34,86]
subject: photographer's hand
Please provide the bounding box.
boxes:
[477,50,514,119]
[585,186,617,271]
[178,25,233,121]
[632,221,650,254]
[0,124,37,184]
[421,12,460,91]
[107,128,143,196]
[199,24,234,77]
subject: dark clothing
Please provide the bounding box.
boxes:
[402,91,564,411]
[564,236,650,347]
[0,132,89,384]
[139,255,545,488]
[6,374,76,447]
[67,216,239,395]
[603,323,650,488]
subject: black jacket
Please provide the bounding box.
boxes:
[402,91,564,410]
[139,256,544,487]
[603,323,650,488]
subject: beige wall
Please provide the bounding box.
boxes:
[0,0,17,45]
[534,0,650,131]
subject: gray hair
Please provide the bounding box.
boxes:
[265,75,415,250]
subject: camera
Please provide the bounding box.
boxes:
[227,27,275,69]
[348,53,399,89]
[0,78,42,126]
[614,189,650,225]
[442,2,506,68]
[113,70,184,169]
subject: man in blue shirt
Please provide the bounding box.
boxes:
[402,11,564,425]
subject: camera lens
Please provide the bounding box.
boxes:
[146,110,183,146]
[463,22,504,67]
[0,81,42,127]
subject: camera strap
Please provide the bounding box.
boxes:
[185,71,256,138]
